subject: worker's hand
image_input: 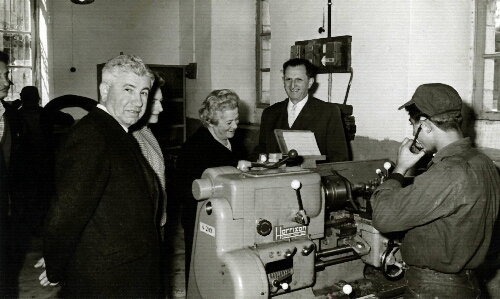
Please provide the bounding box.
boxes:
[394,138,425,175]
[237,160,252,172]
[160,211,167,227]
[36,257,59,287]
[39,270,59,287]
[38,270,59,287]
[34,257,45,268]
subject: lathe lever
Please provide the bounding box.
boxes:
[302,243,315,256]
[291,180,310,225]
[272,279,290,291]
[284,247,297,258]
[295,210,309,226]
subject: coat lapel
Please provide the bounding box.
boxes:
[95,108,160,218]
[276,99,291,129]
[291,97,316,130]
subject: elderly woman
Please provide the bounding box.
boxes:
[175,89,245,286]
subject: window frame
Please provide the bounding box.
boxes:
[473,0,500,120]
[256,0,270,108]
[0,0,34,102]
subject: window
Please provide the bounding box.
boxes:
[473,0,500,120]
[256,0,270,107]
[0,0,33,102]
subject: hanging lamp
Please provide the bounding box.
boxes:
[71,0,94,4]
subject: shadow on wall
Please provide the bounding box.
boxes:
[462,100,477,147]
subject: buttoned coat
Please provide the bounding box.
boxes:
[43,107,163,298]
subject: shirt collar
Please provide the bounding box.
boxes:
[288,95,309,110]
[431,137,472,164]
[97,103,128,132]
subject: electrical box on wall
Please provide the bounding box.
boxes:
[290,35,351,74]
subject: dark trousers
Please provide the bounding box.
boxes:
[404,266,481,299]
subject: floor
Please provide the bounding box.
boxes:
[10,212,500,299]
[15,218,187,299]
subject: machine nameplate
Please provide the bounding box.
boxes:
[199,222,215,237]
[274,225,308,241]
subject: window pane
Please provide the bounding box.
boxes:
[1,32,31,66]
[0,0,33,102]
[261,0,270,34]
[0,0,31,31]
[483,58,500,112]
[260,72,270,105]
[5,66,31,101]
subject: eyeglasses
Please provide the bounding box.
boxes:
[410,125,423,154]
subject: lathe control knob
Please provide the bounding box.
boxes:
[342,284,353,295]
[383,162,392,176]
[256,219,272,236]
[291,180,301,190]
[281,282,289,290]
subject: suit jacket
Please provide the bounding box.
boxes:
[0,101,21,295]
[43,107,163,298]
[250,97,348,162]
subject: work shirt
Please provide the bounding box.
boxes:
[371,138,500,273]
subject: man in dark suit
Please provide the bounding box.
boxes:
[0,50,22,297]
[250,58,348,162]
[40,54,164,298]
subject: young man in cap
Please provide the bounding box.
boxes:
[370,83,500,298]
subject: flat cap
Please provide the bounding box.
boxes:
[20,86,39,100]
[398,83,462,117]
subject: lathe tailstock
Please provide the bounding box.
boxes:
[187,160,407,299]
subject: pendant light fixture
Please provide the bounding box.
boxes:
[71,0,94,4]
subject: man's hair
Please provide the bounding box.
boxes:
[283,58,317,78]
[0,51,9,65]
[101,54,154,87]
[406,103,462,131]
[199,89,239,127]
[20,86,40,107]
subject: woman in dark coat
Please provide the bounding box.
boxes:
[175,89,245,287]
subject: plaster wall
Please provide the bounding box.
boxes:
[180,0,256,124]
[47,0,180,102]
[266,0,478,161]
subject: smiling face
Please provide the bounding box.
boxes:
[148,89,164,124]
[209,108,239,141]
[283,65,314,104]
[0,61,10,100]
[100,70,151,128]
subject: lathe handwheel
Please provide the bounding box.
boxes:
[381,247,405,281]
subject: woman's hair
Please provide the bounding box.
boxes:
[129,72,165,130]
[406,104,462,131]
[199,89,239,127]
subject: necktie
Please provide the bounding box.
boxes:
[288,104,297,127]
